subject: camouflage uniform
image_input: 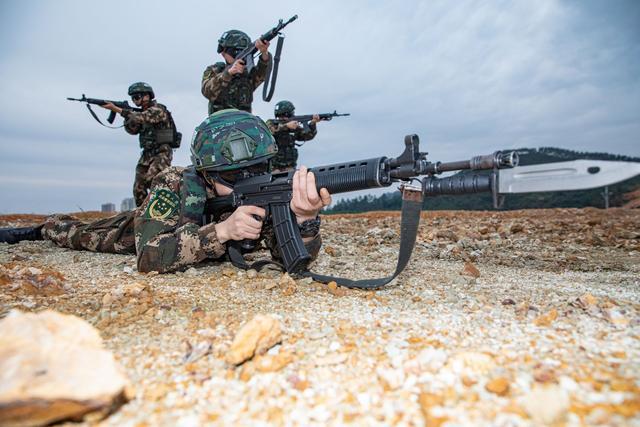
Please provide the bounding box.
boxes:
[42,212,135,255]
[40,167,322,274]
[266,120,317,170]
[123,101,175,206]
[201,54,271,115]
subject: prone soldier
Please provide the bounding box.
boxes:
[201,30,271,114]
[0,110,330,274]
[100,82,181,207]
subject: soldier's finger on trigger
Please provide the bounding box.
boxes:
[250,215,263,227]
[244,205,265,217]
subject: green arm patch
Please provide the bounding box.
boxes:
[144,188,180,220]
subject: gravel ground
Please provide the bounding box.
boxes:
[1,208,639,426]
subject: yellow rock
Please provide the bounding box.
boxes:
[485,377,510,396]
[254,351,294,372]
[534,308,558,327]
[225,314,282,365]
[0,309,130,426]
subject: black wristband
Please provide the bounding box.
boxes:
[298,216,321,238]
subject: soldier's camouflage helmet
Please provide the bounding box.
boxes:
[217,30,251,53]
[274,100,295,117]
[191,109,277,172]
[128,82,155,99]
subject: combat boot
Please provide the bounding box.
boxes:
[0,226,43,244]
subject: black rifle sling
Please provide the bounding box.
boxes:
[302,186,424,289]
[225,186,424,290]
[227,242,284,271]
[262,35,285,102]
[85,104,124,129]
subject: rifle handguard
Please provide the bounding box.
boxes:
[310,157,390,194]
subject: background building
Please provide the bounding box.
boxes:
[101,203,115,213]
[120,198,135,212]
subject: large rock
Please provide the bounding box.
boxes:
[226,314,282,365]
[0,310,130,426]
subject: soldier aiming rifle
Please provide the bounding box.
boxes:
[267,100,350,171]
[69,82,181,207]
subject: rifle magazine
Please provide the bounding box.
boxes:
[271,202,311,274]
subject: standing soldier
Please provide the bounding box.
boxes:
[100,82,181,207]
[201,30,271,114]
[267,100,320,171]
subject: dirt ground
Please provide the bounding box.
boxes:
[1,208,639,426]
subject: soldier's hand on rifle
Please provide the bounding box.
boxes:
[100,102,122,114]
[285,121,300,130]
[290,166,332,224]
[310,114,320,124]
[215,205,265,243]
[229,59,246,75]
[256,39,270,61]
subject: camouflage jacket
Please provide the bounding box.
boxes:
[201,54,271,114]
[134,166,322,273]
[122,102,174,150]
[266,120,317,169]
[266,120,317,148]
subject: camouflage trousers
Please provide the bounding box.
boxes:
[134,145,173,207]
[42,212,136,254]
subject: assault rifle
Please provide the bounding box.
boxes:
[205,134,518,289]
[67,95,141,128]
[273,111,350,128]
[224,15,298,102]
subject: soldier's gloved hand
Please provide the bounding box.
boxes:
[256,39,270,60]
[285,121,300,130]
[290,166,332,224]
[229,59,246,75]
[311,114,321,124]
[215,205,265,243]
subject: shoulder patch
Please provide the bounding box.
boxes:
[145,188,180,220]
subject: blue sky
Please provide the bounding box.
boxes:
[0,0,638,213]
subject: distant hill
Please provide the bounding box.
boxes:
[324,147,640,213]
